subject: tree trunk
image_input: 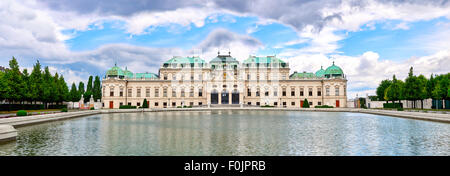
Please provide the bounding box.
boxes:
[421,100,423,109]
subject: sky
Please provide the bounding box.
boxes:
[0,0,449,98]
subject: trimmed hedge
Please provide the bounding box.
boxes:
[0,104,44,111]
[261,105,275,108]
[48,105,67,109]
[383,103,403,109]
[90,107,95,110]
[61,108,68,112]
[314,105,334,108]
[119,105,137,109]
[16,110,28,116]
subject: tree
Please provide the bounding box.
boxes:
[302,99,310,108]
[30,60,43,104]
[58,74,69,103]
[417,75,428,109]
[432,74,449,109]
[93,76,101,102]
[376,79,392,102]
[78,81,85,100]
[42,66,54,108]
[404,67,420,108]
[84,76,93,103]
[0,71,6,101]
[142,98,149,108]
[4,57,23,104]
[70,83,79,102]
[385,75,402,104]
[21,69,33,104]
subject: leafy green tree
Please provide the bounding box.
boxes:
[142,98,149,108]
[70,83,79,102]
[42,66,55,108]
[385,75,402,104]
[78,81,85,100]
[58,74,69,103]
[404,67,421,108]
[0,71,6,101]
[302,99,310,108]
[30,60,43,104]
[21,69,33,104]
[93,76,101,101]
[4,57,23,104]
[432,74,449,109]
[84,76,93,103]
[376,79,392,102]
[417,75,428,109]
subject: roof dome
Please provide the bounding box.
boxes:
[106,64,124,77]
[324,62,344,75]
[315,66,326,77]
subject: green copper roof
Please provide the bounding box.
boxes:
[164,56,206,64]
[210,55,239,65]
[134,72,159,79]
[315,66,326,77]
[243,56,286,64]
[290,72,316,79]
[324,62,344,75]
[106,65,124,77]
[123,67,134,78]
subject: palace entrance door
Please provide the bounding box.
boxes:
[211,90,218,104]
[221,90,229,104]
[232,90,239,104]
[109,101,113,109]
[336,100,340,107]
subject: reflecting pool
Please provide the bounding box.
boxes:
[0,110,449,156]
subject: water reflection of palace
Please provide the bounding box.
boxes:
[102,52,347,108]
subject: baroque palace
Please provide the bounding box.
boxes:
[102,52,347,108]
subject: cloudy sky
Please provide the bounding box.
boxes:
[1,0,449,98]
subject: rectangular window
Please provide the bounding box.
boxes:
[181,89,185,97]
[120,88,123,97]
[128,89,132,97]
[256,88,260,97]
[137,88,141,97]
[273,90,278,97]
[137,102,141,107]
[317,88,321,96]
[309,102,312,106]
[163,87,167,97]
[309,88,313,96]
[274,102,278,106]
[247,88,251,97]
[291,87,295,97]
[172,102,176,107]
[247,74,250,80]
[189,88,194,97]
[155,102,158,106]
[248,102,251,105]
[198,88,203,97]
[256,102,260,106]
[265,91,269,97]
[318,102,322,105]
[146,88,150,97]
[120,102,123,106]
[291,102,295,106]
[172,88,176,97]
[198,102,202,106]
[335,87,340,96]
[300,88,304,96]
[190,102,194,106]
[154,88,159,97]
[282,88,286,96]
[128,102,131,106]
[326,87,330,96]
[110,89,114,97]
[163,75,167,80]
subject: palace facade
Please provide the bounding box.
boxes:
[101,52,347,108]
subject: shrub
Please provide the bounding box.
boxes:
[17,110,28,116]
[90,107,95,110]
[383,103,403,109]
[177,106,182,108]
[0,104,44,111]
[119,105,137,109]
[142,99,149,108]
[302,99,310,108]
[315,105,334,108]
[397,107,404,111]
[261,105,274,108]
[61,108,68,112]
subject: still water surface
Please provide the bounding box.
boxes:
[0,110,449,156]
